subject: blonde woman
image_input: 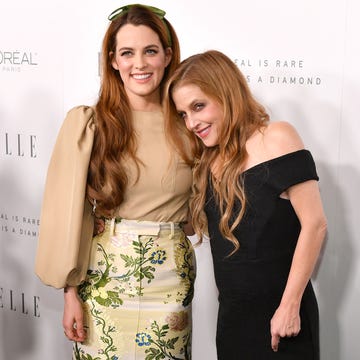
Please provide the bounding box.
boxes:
[164,50,327,359]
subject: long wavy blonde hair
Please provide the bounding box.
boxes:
[164,50,269,254]
[86,5,180,217]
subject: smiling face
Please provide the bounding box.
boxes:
[112,24,172,108]
[172,84,224,147]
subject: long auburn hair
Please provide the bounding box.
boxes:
[164,50,269,254]
[87,5,180,217]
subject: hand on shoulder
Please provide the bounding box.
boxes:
[262,121,304,159]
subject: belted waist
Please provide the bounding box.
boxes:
[108,218,182,238]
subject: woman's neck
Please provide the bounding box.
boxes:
[128,91,162,112]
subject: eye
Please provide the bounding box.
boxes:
[145,48,158,55]
[177,111,186,120]
[193,103,205,111]
[120,50,133,57]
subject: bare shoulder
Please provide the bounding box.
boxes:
[262,121,304,158]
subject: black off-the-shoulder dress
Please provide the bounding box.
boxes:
[205,150,320,360]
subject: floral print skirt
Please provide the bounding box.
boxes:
[74,219,196,360]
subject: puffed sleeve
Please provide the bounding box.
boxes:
[35,106,96,289]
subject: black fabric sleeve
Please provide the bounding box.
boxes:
[266,150,319,195]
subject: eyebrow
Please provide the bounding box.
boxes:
[118,44,160,52]
[175,99,203,112]
[189,98,204,107]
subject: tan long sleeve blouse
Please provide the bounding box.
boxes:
[35,106,192,288]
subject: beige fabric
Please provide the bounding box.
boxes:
[117,111,192,222]
[35,107,192,289]
[35,106,95,288]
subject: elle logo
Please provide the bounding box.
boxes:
[2,133,37,158]
[0,287,40,317]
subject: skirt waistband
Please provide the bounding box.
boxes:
[108,218,182,238]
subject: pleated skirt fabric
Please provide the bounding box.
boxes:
[73,219,196,360]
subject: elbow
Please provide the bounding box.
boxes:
[316,215,328,243]
[302,214,327,245]
[319,213,327,232]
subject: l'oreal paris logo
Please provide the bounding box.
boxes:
[0,50,38,70]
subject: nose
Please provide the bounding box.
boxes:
[185,114,200,131]
[135,54,147,70]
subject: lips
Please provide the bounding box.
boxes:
[132,73,152,80]
[196,125,211,139]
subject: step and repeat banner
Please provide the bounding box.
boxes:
[1,0,359,359]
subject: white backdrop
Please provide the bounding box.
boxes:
[0,0,359,359]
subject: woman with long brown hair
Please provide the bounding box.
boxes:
[164,50,327,359]
[36,5,195,359]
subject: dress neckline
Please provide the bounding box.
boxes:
[210,149,308,180]
[242,149,307,175]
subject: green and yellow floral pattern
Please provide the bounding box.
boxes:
[73,221,195,360]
